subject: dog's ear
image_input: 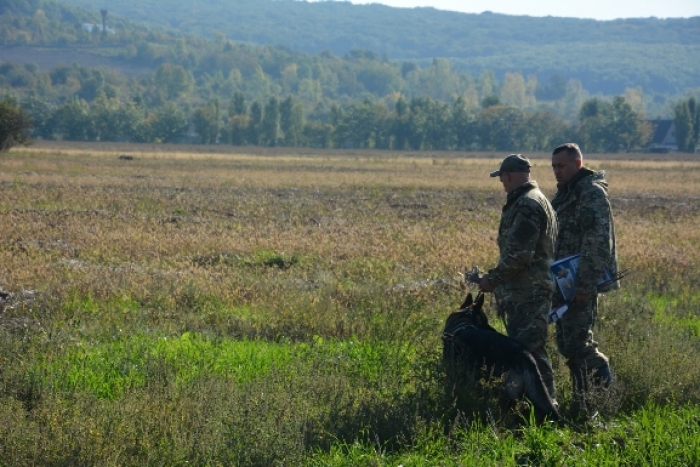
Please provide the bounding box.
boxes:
[459,293,473,310]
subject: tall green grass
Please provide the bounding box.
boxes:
[308,404,700,466]
[28,331,417,401]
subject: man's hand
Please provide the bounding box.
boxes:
[479,274,496,293]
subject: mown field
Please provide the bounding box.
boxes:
[1,143,699,466]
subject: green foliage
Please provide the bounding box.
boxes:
[674,97,700,153]
[280,95,304,147]
[0,0,696,152]
[308,405,700,466]
[192,100,220,144]
[335,99,391,149]
[1,0,699,115]
[647,292,700,336]
[149,102,188,143]
[154,63,194,100]
[34,333,299,399]
[6,85,654,151]
[477,105,525,151]
[578,96,650,153]
[261,95,280,147]
[405,97,451,150]
[20,95,55,139]
[246,249,300,269]
[0,96,31,150]
[229,91,246,116]
[88,92,144,142]
[49,0,700,95]
[247,100,263,145]
[53,97,89,140]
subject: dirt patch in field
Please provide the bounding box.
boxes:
[0,46,152,76]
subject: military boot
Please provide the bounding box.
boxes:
[568,365,588,420]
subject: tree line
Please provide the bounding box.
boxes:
[0,57,676,153]
[2,90,662,154]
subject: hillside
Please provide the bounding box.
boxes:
[53,0,700,95]
[0,46,150,77]
[0,0,685,158]
[0,0,603,113]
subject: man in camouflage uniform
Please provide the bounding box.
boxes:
[550,143,619,411]
[479,154,558,401]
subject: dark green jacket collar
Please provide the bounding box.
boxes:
[503,181,537,212]
[556,167,596,193]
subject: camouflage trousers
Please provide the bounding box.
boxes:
[498,298,556,399]
[554,295,609,372]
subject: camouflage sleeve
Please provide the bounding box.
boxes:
[576,184,613,295]
[488,202,542,286]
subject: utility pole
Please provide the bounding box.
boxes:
[100,9,108,39]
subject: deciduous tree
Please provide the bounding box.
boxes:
[280,96,304,147]
[21,95,54,140]
[54,98,90,141]
[0,98,32,150]
[477,105,525,151]
[193,100,221,144]
[451,96,476,150]
[151,102,188,143]
[261,96,280,146]
[579,96,648,153]
[247,101,263,146]
[229,92,247,117]
[674,97,699,153]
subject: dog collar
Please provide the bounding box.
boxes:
[445,321,477,337]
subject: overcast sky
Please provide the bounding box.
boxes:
[344,0,700,20]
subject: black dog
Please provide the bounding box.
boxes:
[442,293,561,422]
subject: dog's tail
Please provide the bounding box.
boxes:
[521,363,584,430]
[519,357,562,423]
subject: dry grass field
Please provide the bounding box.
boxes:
[1,143,699,465]
[5,143,699,290]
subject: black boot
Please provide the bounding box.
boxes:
[569,365,588,420]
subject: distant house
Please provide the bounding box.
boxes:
[646,119,677,153]
[81,23,116,35]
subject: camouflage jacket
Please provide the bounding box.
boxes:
[488,181,558,303]
[551,168,619,299]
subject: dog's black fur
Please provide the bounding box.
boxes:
[442,293,562,422]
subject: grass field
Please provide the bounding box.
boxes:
[1,143,699,466]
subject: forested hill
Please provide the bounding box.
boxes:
[4,0,696,154]
[53,0,700,94]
